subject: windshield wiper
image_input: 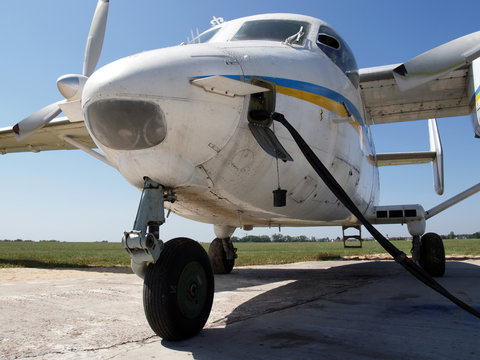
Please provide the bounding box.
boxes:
[284,26,304,45]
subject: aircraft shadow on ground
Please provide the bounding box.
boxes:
[161,260,480,359]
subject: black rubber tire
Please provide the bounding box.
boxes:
[143,237,214,341]
[419,232,446,277]
[208,238,235,274]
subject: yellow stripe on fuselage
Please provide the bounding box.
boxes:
[276,85,349,118]
[275,85,362,134]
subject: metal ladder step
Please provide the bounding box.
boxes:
[342,225,363,248]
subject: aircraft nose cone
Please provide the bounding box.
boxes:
[86,99,167,150]
[82,45,244,167]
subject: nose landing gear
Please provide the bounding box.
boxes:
[143,237,214,340]
[122,178,214,340]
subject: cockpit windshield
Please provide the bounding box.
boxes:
[231,20,310,45]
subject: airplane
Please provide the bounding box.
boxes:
[1,0,480,340]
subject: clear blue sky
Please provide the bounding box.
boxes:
[0,0,479,242]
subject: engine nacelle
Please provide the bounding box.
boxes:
[469,58,480,138]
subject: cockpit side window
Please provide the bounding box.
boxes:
[316,25,359,87]
[232,20,310,45]
[317,34,340,50]
[188,27,220,44]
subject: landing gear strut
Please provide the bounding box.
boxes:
[122,177,214,340]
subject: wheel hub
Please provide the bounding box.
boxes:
[189,283,198,297]
[177,261,208,319]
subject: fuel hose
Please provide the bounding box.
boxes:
[250,109,480,319]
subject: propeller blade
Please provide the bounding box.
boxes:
[393,31,480,91]
[13,101,63,141]
[83,0,109,77]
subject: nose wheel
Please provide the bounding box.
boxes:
[143,237,214,340]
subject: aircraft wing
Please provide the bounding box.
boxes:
[359,63,471,125]
[0,118,96,154]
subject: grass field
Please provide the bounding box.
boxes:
[0,239,479,269]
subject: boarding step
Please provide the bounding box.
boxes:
[342,225,362,248]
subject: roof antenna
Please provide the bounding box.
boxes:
[210,16,224,26]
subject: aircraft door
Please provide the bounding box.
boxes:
[245,78,293,162]
[247,77,276,120]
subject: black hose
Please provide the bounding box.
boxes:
[256,110,480,319]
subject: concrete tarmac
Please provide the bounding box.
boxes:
[1,260,479,359]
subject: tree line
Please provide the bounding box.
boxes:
[231,231,480,243]
[1,231,479,243]
[231,234,332,243]
[441,231,480,240]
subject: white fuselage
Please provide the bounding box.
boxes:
[81,14,379,230]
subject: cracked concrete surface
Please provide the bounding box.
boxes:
[1,260,479,359]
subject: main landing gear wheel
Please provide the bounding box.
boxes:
[208,237,236,274]
[143,237,214,341]
[419,232,446,277]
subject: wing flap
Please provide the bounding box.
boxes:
[359,64,471,124]
[0,118,95,154]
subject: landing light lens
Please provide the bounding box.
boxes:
[86,99,166,150]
